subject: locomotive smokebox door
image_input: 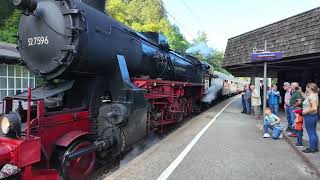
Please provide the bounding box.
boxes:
[16,0,80,79]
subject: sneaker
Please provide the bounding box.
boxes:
[263,133,270,138]
[279,134,283,139]
[302,148,316,153]
[295,143,303,147]
[285,127,291,132]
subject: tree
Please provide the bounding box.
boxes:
[187,32,230,75]
[0,0,15,27]
[192,31,208,44]
[0,10,19,43]
[106,0,189,52]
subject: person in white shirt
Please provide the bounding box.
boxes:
[250,85,261,119]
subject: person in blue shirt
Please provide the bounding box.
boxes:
[263,107,284,139]
[244,85,252,114]
[241,85,247,114]
[268,85,281,115]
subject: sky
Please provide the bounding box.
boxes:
[162,0,320,51]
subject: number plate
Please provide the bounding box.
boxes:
[27,36,49,46]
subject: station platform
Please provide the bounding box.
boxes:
[105,96,318,180]
[279,111,320,176]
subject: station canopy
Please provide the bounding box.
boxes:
[0,42,20,64]
[223,7,320,77]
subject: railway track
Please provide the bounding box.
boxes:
[86,115,196,179]
[85,104,223,179]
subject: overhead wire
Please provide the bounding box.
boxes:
[179,0,206,30]
[164,0,208,43]
[164,11,194,38]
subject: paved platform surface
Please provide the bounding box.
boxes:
[279,110,320,174]
[105,96,317,180]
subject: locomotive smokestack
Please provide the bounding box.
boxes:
[82,0,107,13]
[13,0,37,15]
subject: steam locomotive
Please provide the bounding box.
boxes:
[0,0,243,179]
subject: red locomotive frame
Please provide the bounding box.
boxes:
[0,77,204,179]
[0,88,93,179]
[133,78,204,132]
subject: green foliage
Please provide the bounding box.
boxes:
[0,0,15,27]
[0,10,19,43]
[161,21,189,52]
[187,32,230,75]
[106,0,189,52]
[192,31,208,44]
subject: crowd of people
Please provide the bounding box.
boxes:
[241,85,262,119]
[241,82,320,153]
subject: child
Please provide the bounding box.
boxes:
[293,109,303,147]
[263,107,284,139]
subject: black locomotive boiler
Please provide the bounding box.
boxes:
[0,0,211,179]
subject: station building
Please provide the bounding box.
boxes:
[0,2,38,101]
[0,42,37,101]
[223,7,320,89]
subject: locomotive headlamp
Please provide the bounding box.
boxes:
[0,112,21,138]
[1,117,10,134]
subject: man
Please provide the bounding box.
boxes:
[241,85,247,114]
[244,85,252,114]
[251,85,261,119]
[283,82,292,131]
[288,82,303,136]
[268,85,280,115]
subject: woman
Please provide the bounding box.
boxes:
[302,83,319,153]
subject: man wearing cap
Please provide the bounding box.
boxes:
[283,82,292,131]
